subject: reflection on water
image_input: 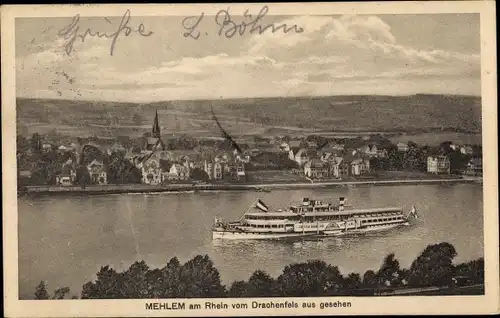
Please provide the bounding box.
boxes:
[18,184,483,299]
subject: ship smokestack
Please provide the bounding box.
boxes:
[339,197,345,211]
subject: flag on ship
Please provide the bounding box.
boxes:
[410,206,418,219]
[255,199,269,212]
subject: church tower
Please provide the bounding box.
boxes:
[144,110,166,152]
[152,110,161,138]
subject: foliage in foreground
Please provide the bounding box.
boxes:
[34,242,484,299]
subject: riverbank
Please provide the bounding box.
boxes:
[21,177,482,196]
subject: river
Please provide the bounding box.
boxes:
[18,183,484,299]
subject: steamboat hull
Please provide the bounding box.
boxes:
[212,230,318,240]
[321,221,410,236]
[213,221,410,240]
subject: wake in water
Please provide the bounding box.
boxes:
[123,200,141,258]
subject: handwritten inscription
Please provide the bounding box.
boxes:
[182,13,205,40]
[182,6,304,39]
[58,9,153,56]
[56,6,301,55]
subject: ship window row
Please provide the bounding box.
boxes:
[247,224,287,228]
[362,217,402,223]
[246,215,298,220]
[301,224,319,228]
[364,212,400,217]
[291,207,335,213]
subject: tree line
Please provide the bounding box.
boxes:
[33,242,484,299]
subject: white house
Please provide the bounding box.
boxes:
[292,148,310,166]
[466,157,482,176]
[42,143,53,152]
[304,159,328,179]
[328,157,350,178]
[87,159,107,185]
[460,145,474,155]
[167,164,190,180]
[279,142,290,152]
[427,155,451,174]
[350,158,370,176]
[234,149,251,163]
[140,154,163,185]
[56,174,73,186]
[56,159,76,186]
[397,142,409,152]
[58,145,74,153]
[204,161,224,180]
[235,163,246,180]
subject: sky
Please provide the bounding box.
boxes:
[15,12,481,102]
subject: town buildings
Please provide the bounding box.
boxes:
[167,164,190,181]
[397,142,409,152]
[140,153,163,185]
[460,145,474,155]
[302,151,371,179]
[350,158,371,176]
[289,148,313,167]
[87,159,107,184]
[466,158,483,176]
[56,158,77,186]
[427,155,451,174]
[304,159,328,179]
[359,144,387,158]
[55,175,74,186]
[204,161,225,180]
[22,110,483,187]
[326,157,347,178]
[42,143,53,152]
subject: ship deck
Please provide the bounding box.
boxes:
[245,207,403,217]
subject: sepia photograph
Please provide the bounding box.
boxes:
[2,1,498,317]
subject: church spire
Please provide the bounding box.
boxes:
[152,110,161,138]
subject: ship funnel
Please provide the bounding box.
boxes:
[339,197,345,211]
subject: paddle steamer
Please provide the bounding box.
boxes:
[212,197,418,240]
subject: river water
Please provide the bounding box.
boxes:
[18,183,483,299]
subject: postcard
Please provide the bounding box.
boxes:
[2,1,499,317]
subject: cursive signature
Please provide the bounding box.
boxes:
[216,6,304,38]
[182,13,205,40]
[58,9,153,56]
[181,6,304,40]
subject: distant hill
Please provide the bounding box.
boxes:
[16,94,481,138]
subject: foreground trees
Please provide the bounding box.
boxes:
[35,242,484,299]
[409,242,457,287]
[35,281,75,299]
[276,260,343,296]
[81,256,226,299]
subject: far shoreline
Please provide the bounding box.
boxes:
[20,177,482,197]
